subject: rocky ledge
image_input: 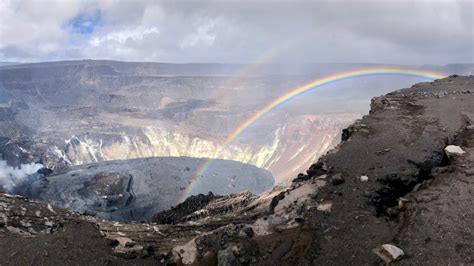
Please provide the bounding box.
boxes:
[0,75,473,265]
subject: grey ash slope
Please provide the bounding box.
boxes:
[16,156,274,221]
[147,75,474,265]
[299,75,474,264]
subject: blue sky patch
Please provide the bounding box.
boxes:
[69,10,102,34]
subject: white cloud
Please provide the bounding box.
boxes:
[0,0,80,49]
[0,0,472,64]
[180,19,217,48]
[90,26,159,46]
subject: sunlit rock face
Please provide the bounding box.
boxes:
[54,114,355,184]
[1,60,468,183]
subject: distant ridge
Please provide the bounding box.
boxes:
[0,59,472,77]
[0,62,20,67]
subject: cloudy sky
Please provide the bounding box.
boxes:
[0,0,472,64]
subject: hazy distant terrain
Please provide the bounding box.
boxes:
[0,62,19,67]
[0,61,473,186]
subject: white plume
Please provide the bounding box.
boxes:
[0,160,43,192]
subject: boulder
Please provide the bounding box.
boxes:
[444,145,465,157]
[330,173,345,186]
[317,201,332,213]
[218,248,237,266]
[359,175,369,182]
[115,237,136,247]
[373,244,404,263]
[240,227,254,238]
[111,236,144,258]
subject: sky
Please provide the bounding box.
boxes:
[0,0,473,64]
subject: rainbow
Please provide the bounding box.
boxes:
[179,67,446,202]
[212,32,312,100]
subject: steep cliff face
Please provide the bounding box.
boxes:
[60,127,279,170]
[0,61,359,183]
[56,114,355,183]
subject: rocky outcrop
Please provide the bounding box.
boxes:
[395,122,474,264]
[0,193,65,236]
[152,192,222,224]
[0,193,157,264]
[153,191,257,225]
